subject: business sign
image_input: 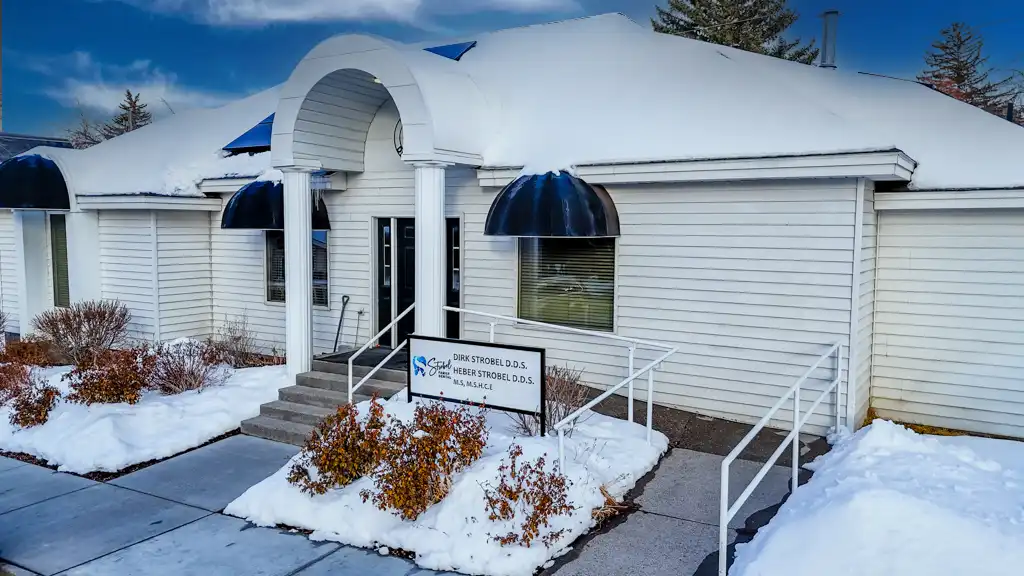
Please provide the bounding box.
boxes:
[408,336,546,434]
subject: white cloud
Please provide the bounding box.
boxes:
[15,51,240,116]
[108,0,579,25]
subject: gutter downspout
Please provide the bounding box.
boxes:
[150,211,161,342]
[845,178,866,429]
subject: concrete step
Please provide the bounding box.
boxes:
[296,371,405,398]
[241,415,313,447]
[311,358,407,384]
[278,385,387,410]
[260,400,333,427]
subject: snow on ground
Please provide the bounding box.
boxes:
[0,365,290,474]
[226,394,668,576]
[731,420,1024,576]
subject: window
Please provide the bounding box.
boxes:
[49,214,70,308]
[266,230,329,307]
[518,238,614,332]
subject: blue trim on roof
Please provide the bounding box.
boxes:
[423,41,477,61]
[484,172,620,238]
[0,154,71,210]
[223,114,274,155]
[0,133,72,163]
[220,180,331,230]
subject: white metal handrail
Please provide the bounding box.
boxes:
[348,303,415,403]
[443,306,678,470]
[717,342,843,576]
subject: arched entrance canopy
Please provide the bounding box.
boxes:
[0,154,71,210]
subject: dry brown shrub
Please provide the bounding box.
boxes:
[288,396,389,496]
[0,339,59,367]
[152,340,228,395]
[511,365,589,437]
[0,363,31,404]
[64,347,156,405]
[590,485,629,523]
[10,382,61,428]
[32,300,131,365]
[207,315,260,368]
[363,401,489,521]
[484,443,574,547]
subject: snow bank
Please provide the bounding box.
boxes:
[0,365,290,474]
[226,395,667,576]
[731,420,1024,576]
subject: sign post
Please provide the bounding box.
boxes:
[408,336,547,435]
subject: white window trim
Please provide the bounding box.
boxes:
[263,230,331,310]
[513,236,619,334]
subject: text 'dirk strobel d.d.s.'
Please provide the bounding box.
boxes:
[408,335,546,432]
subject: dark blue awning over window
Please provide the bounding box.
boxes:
[220,180,331,230]
[484,172,620,237]
[0,154,70,210]
[223,114,274,155]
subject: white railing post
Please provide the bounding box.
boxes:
[719,461,729,576]
[347,360,354,403]
[646,367,655,444]
[558,428,566,471]
[627,345,636,423]
[792,381,800,491]
[489,322,496,343]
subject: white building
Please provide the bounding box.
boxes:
[3,13,1024,439]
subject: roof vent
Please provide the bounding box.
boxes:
[424,41,477,62]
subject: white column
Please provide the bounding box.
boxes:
[13,211,48,335]
[283,169,313,380]
[65,210,102,302]
[414,163,447,338]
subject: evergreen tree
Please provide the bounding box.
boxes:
[918,22,1013,115]
[101,90,153,140]
[652,0,819,64]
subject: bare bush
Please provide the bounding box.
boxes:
[484,443,574,547]
[152,340,228,395]
[511,365,589,437]
[0,310,9,335]
[207,314,260,368]
[32,300,131,364]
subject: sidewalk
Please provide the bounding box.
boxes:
[0,436,455,575]
[0,430,794,576]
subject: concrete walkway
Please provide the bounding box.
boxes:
[551,449,790,576]
[0,436,455,576]
[0,437,790,576]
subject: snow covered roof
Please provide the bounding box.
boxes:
[26,13,1024,195]
[386,13,1022,190]
[32,87,280,197]
[0,133,71,163]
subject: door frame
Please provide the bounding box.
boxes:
[370,213,464,348]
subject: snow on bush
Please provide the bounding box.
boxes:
[226,393,668,576]
[31,300,131,365]
[731,420,1024,576]
[0,364,291,473]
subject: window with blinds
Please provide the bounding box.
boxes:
[266,231,329,307]
[49,214,71,308]
[518,237,615,332]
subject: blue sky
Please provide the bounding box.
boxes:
[6,0,1024,136]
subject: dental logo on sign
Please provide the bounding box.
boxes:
[413,356,427,376]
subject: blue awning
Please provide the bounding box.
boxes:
[220,180,331,230]
[484,172,620,237]
[424,41,477,61]
[223,114,274,155]
[0,154,70,210]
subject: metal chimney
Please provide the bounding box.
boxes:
[820,10,839,69]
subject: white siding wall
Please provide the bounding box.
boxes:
[210,99,410,354]
[854,184,876,426]
[98,211,157,342]
[292,69,390,172]
[157,211,213,341]
[0,211,19,333]
[874,209,1024,437]
[451,179,857,434]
